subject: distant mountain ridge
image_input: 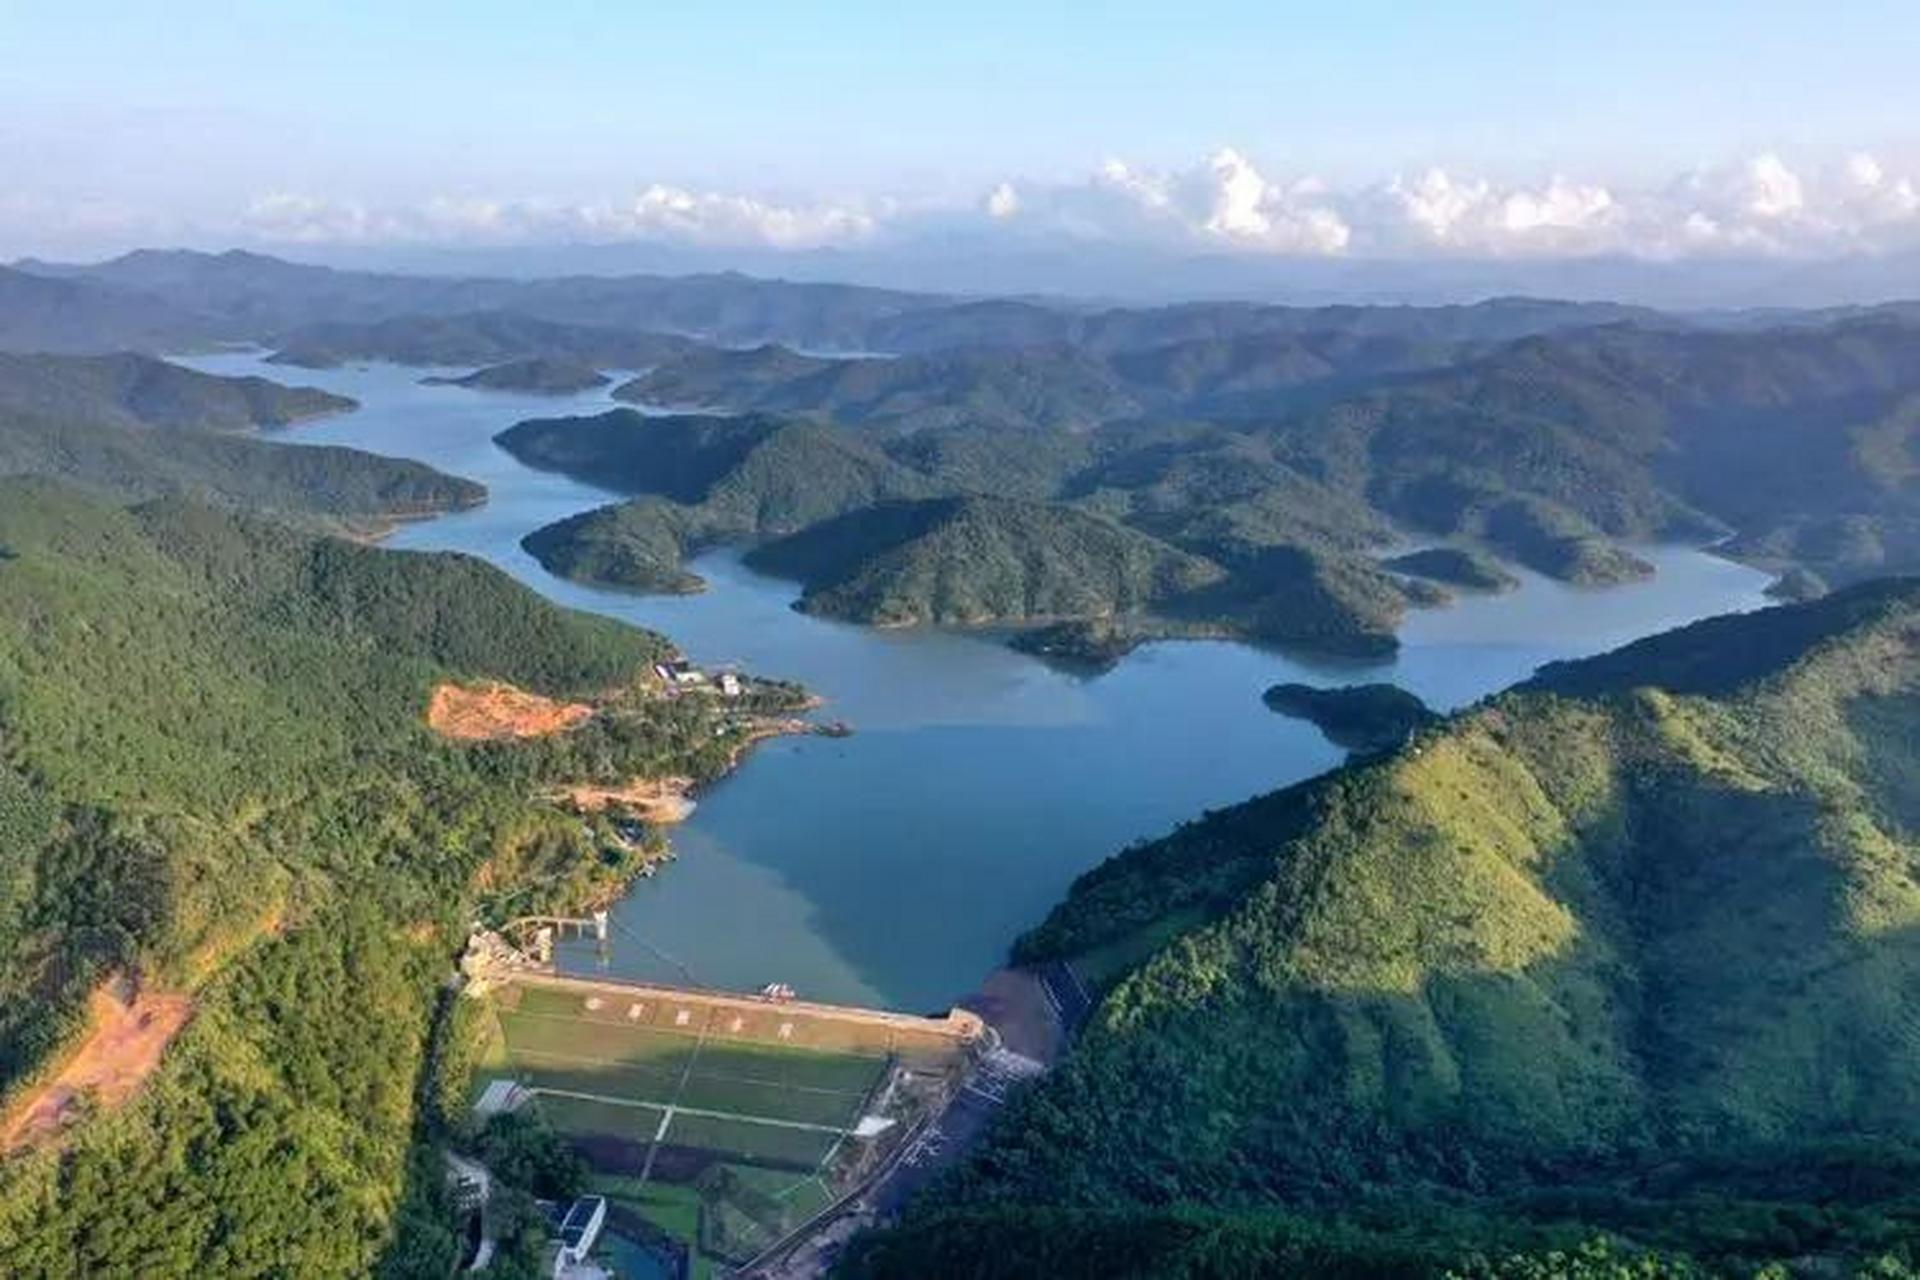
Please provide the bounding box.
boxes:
[501,312,1920,656]
[11,248,1697,358]
[0,265,223,354]
[264,311,696,370]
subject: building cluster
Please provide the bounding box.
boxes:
[653,659,743,698]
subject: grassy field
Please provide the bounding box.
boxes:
[658,1112,841,1168]
[538,1094,667,1144]
[698,1164,838,1262]
[487,980,897,1169]
[500,975,981,1276]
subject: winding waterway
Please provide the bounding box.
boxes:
[186,353,1775,1013]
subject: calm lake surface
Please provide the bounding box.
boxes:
[186,354,1775,1013]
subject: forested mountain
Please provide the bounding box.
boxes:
[16,245,1920,1276]
[497,311,1920,666]
[746,496,1225,626]
[14,250,940,349]
[1254,317,1920,585]
[861,295,1673,355]
[11,249,1679,358]
[0,480,764,1277]
[0,354,477,529]
[0,352,354,430]
[0,265,221,354]
[25,246,1920,625]
[265,312,695,370]
[600,315,1920,593]
[503,409,1427,652]
[0,410,482,528]
[609,333,1466,429]
[507,410,945,593]
[849,580,1920,1278]
[615,343,1149,431]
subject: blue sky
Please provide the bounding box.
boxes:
[3,2,1918,258]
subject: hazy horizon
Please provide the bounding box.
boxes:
[6,2,1920,307]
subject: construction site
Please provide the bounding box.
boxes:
[459,920,1004,1277]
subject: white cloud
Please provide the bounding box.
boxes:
[1842,151,1920,222]
[1742,152,1806,219]
[1388,168,1494,244]
[576,185,877,248]
[1361,169,1620,256]
[122,148,1920,264]
[1198,148,1352,253]
[1501,178,1617,236]
[1202,147,1273,238]
[986,148,1350,254]
[240,185,878,250]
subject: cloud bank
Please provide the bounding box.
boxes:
[240,186,886,251]
[12,149,1920,265]
[981,148,1920,260]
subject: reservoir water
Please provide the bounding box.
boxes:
[185,354,1775,1013]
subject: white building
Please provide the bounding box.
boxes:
[654,660,708,688]
[543,1195,607,1277]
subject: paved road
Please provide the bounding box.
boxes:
[744,964,1087,1277]
[749,1049,1045,1278]
[870,1047,1043,1217]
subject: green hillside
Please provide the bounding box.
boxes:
[508,316,1920,655]
[0,353,479,528]
[0,350,505,541]
[266,311,696,370]
[613,333,1460,431]
[0,266,223,355]
[506,411,943,592]
[0,409,484,530]
[747,496,1226,627]
[508,411,1430,652]
[0,352,354,431]
[615,343,1144,431]
[0,480,758,1277]
[498,409,786,500]
[599,315,1920,597]
[1261,319,1920,586]
[855,581,1920,1278]
[421,357,609,394]
[521,500,707,594]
